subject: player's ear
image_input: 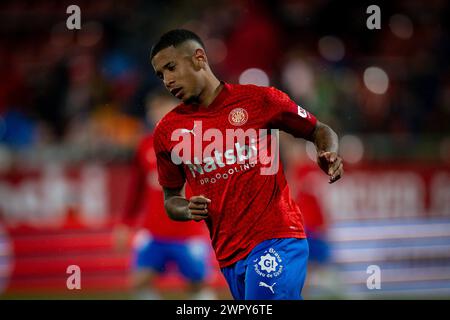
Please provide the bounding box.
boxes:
[192,48,207,70]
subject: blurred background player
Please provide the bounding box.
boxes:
[297,183,343,298]
[113,91,216,300]
[282,135,343,298]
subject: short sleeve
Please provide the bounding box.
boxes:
[153,125,186,189]
[264,87,317,139]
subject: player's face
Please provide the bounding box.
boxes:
[152,46,204,104]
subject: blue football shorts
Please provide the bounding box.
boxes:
[306,231,331,264]
[221,237,309,300]
[134,233,209,282]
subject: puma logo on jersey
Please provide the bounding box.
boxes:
[180,123,197,136]
[259,281,276,294]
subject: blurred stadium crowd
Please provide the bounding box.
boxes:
[1,0,449,165]
[1,0,450,299]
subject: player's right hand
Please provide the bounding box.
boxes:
[187,195,211,221]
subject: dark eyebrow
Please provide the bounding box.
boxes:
[155,61,174,75]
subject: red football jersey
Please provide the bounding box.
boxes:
[297,192,327,234]
[121,134,207,239]
[294,164,328,234]
[153,83,317,267]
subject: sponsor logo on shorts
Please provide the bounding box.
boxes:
[253,247,283,278]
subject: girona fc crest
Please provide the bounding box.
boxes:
[228,108,248,126]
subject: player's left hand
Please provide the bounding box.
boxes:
[317,151,344,184]
[112,224,132,252]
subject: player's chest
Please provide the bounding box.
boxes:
[174,102,265,135]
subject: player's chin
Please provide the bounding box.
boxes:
[183,94,197,104]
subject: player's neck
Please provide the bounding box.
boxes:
[198,76,222,107]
